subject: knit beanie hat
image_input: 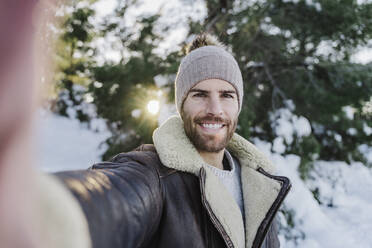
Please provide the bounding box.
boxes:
[175,34,243,114]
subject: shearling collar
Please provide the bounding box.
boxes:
[153,116,275,175]
[153,116,285,248]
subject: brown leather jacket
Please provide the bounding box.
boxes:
[55,144,290,248]
[55,116,291,248]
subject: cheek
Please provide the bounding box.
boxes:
[223,101,239,117]
[182,98,204,116]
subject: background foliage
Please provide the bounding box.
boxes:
[49,0,372,244]
[53,0,372,168]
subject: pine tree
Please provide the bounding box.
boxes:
[88,4,181,159]
[53,0,97,123]
[53,0,184,159]
[187,0,372,178]
[53,0,372,172]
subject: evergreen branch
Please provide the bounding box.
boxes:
[264,65,289,109]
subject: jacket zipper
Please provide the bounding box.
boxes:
[199,168,234,248]
[252,167,292,248]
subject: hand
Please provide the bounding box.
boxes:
[0,1,41,247]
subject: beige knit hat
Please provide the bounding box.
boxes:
[175,34,243,114]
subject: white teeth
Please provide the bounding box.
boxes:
[202,123,223,129]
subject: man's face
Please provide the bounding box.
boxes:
[181,79,239,153]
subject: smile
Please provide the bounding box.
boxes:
[199,123,226,133]
[201,123,223,129]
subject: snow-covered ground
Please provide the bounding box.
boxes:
[257,107,372,247]
[257,145,372,248]
[35,110,372,247]
[34,110,110,172]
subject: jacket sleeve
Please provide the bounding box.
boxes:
[53,152,164,248]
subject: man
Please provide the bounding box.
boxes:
[51,33,291,248]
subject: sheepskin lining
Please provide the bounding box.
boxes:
[241,166,281,247]
[203,166,245,247]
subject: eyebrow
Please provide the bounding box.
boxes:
[189,88,237,94]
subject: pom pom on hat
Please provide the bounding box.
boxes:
[185,33,226,54]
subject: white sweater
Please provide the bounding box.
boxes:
[206,150,245,217]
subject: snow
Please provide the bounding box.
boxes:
[352,46,372,64]
[359,144,372,164]
[271,108,311,144]
[309,161,372,247]
[90,0,207,64]
[255,140,372,247]
[158,102,177,125]
[363,123,372,136]
[92,0,117,19]
[131,109,142,118]
[273,137,286,154]
[282,0,322,11]
[346,127,357,135]
[123,0,206,56]
[293,116,311,137]
[34,110,110,172]
[342,106,356,120]
[154,74,175,87]
[362,97,372,116]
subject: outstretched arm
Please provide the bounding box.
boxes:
[53,154,164,248]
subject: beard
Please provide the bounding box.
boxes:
[182,111,237,153]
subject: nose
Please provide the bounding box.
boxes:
[206,94,223,116]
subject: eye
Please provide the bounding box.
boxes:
[193,92,207,97]
[222,93,234,98]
